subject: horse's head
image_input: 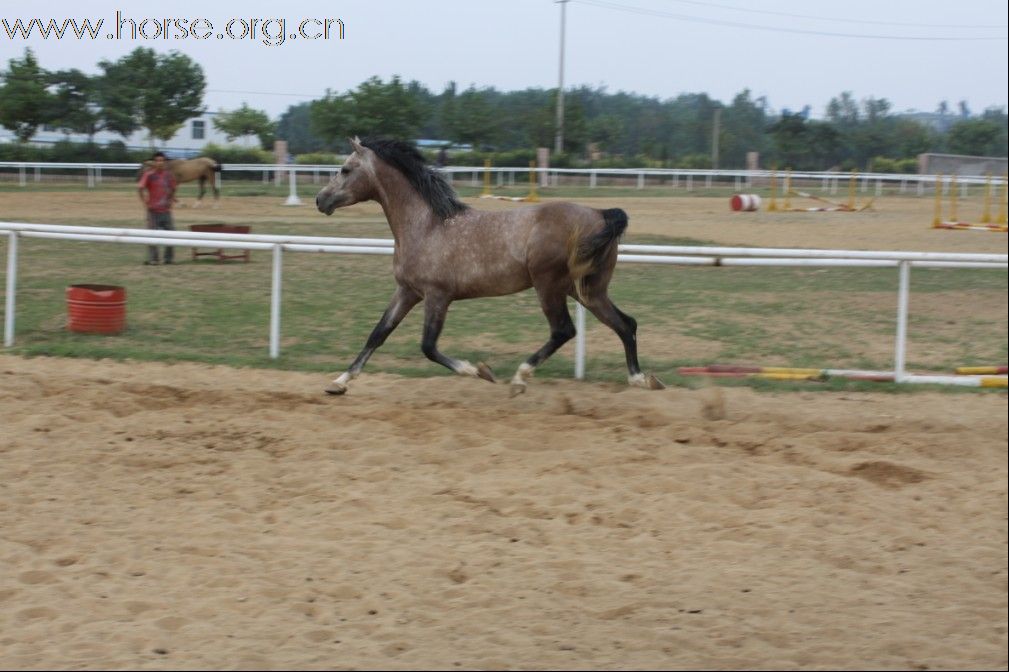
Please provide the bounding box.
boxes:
[316,137,377,215]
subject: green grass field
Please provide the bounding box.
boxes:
[2,221,1005,393]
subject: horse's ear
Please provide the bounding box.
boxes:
[349,137,364,154]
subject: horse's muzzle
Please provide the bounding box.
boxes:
[315,191,339,215]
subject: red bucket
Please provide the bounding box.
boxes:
[730,194,761,211]
[66,284,126,334]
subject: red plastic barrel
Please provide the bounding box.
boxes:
[66,284,126,334]
[730,194,761,211]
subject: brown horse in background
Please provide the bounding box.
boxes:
[314,137,665,396]
[138,157,221,206]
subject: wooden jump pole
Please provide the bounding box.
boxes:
[526,161,540,203]
[932,174,944,227]
[999,173,1008,225]
[783,169,792,210]
[847,169,856,210]
[768,169,778,211]
[949,174,959,223]
[980,174,992,223]
[481,158,492,197]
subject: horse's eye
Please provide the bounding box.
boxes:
[341,166,351,175]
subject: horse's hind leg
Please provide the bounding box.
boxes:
[421,294,496,383]
[509,288,576,396]
[325,286,421,395]
[193,176,206,208]
[581,292,665,390]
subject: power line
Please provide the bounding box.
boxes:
[574,0,1009,40]
[207,88,319,98]
[653,0,1008,30]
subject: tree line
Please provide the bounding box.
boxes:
[2,47,1007,170]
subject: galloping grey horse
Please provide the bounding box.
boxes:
[315,137,664,396]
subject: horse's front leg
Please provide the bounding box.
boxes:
[509,288,576,396]
[421,294,496,383]
[325,285,421,395]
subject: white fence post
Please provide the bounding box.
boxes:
[284,168,302,206]
[270,245,282,358]
[3,232,16,348]
[894,261,910,383]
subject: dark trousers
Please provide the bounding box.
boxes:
[146,210,175,262]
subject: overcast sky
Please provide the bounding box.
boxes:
[3,0,1007,120]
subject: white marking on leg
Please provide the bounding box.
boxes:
[510,362,535,386]
[455,360,479,377]
[628,372,647,387]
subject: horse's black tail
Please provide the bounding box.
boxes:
[569,208,628,301]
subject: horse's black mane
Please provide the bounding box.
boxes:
[361,138,469,220]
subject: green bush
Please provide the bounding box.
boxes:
[0,140,151,163]
[869,156,920,174]
[676,153,712,169]
[199,143,273,164]
[295,152,343,165]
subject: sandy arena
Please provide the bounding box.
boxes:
[1,188,1007,670]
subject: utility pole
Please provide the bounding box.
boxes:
[554,0,569,156]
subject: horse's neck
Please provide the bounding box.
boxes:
[372,165,437,245]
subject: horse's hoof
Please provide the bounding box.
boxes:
[476,362,497,383]
[509,383,526,398]
[629,373,666,390]
[324,382,348,395]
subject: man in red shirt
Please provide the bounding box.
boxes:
[137,151,177,265]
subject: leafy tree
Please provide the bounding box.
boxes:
[213,102,276,149]
[277,102,333,154]
[95,49,149,138]
[436,81,458,140]
[96,48,205,144]
[0,48,55,142]
[310,76,426,144]
[826,91,860,127]
[947,118,1005,156]
[347,75,424,139]
[141,50,205,142]
[448,85,498,149]
[720,89,769,168]
[49,69,104,141]
[768,113,841,170]
[587,114,623,154]
[309,91,354,145]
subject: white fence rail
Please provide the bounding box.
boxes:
[1,222,1006,386]
[1,161,1004,198]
